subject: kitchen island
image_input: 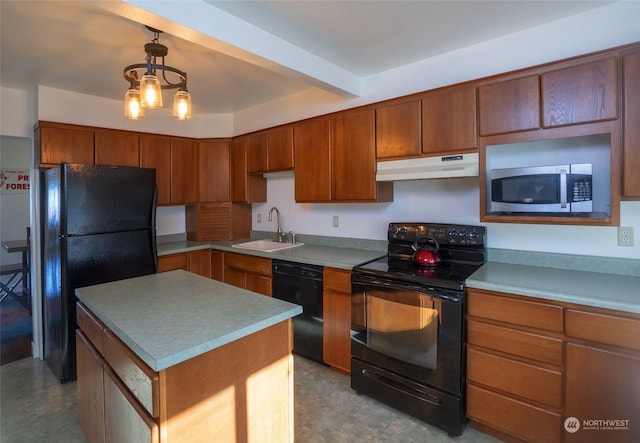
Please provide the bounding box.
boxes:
[74,270,302,443]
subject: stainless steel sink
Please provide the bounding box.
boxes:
[231,239,304,252]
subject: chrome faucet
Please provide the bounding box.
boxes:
[268,207,284,242]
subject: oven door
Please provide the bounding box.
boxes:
[351,272,464,396]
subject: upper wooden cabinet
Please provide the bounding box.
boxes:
[35,122,95,166]
[246,126,294,174]
[197,139,230,203]
[169,138,197,205]
[293,117,332,202]
[478,75,541,136]
[140,135,171,206]
[375,99,422,159]
[295,110,393,202]
[229,136,267,203]
[95,129,140,167]
[622,48,640,199]
[541,57,618,128]
[422,85,477,154]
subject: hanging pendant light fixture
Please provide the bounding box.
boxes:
[123,26,192,119]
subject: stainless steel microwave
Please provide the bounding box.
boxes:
[490,163,593,213]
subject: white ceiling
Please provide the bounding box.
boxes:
[0,0,616,115]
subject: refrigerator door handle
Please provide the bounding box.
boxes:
[151,184,158,272]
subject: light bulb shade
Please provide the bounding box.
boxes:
[124,88,145,119]
[140,74,163,108]
[172,89,192,120]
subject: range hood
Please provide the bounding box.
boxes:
[376,153,479,181]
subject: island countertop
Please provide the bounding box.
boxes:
[75,270,302,372]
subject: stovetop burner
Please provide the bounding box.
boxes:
[353,222,487,291]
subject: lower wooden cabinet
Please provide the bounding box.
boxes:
[467,288,640,443]
[466,288,564,443]
[322,267,352,374]
[223,252,272,296]
[157,250,211,278]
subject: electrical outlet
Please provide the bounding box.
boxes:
[332,215,339,228]
[257,213,261,223]
[617,227,634,247]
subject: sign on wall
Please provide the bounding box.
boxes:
[0,169,30,194]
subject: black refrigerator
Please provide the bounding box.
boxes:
[43,163,158,383]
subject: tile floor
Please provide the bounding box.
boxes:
[1,355,501,442]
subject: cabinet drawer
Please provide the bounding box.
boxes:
[225,252,271,276]
[77,302,105,354]
[467,289,563,332]
[467,319,563,366]
[157,253,187,272]
[467,347,562,409]
[467,384,562,443]
[103,329,160,418]
[323,268,351,293]
[566,309,640,352]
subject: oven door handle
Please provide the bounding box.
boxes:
[351,274,462,302]
[361,368,443,406]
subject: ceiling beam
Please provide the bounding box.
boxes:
[93,0,362,97]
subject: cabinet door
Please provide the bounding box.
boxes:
[422,85,477,154]
[104,366,159,443]
[210,250,224,282]
[565,343,640,443]
[376,99,421,159]
[331,109,376,201]
[188,249,211,278]
[623,50,640,198]
[542,57,618,128]
[323,268,352,374]
[140,135,171,206]
[230,136,267,203]
[294,118,332,202]
[157,253,188,272]
[95,130,140,167]
[267,125,294,171]
[38,124,95,166]
[76,331,106,443]
[246,131,269,174]
[478,75,540,136]
[170,138,197,205]
[198,140,230,202]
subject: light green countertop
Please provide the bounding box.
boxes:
[467,262,640,314]
[75,270,302,372]
[157,237,385,270]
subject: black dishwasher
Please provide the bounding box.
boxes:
[272,260,325,364]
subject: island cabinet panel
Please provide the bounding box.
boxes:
[294,117,332,202]
[375,99,422,159]
[421,84,477,154]
[223,252,272,296]
[478,75,541,136]
[541,57,618,128]
[322,267,352,374]
[140,135,171,206]
[622,49,640,198]
[158,320,293,442]
[76,331,105,443]
[94,129,140,167]
[36,122,95,167]
[466,288,564,443]
[104,365,159,443]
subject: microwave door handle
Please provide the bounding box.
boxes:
[560,169,568,208]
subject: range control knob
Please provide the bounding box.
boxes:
[448,229,457,238]
[390,224,399,237]
[469,230,479,240]
[458,229,467,238]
